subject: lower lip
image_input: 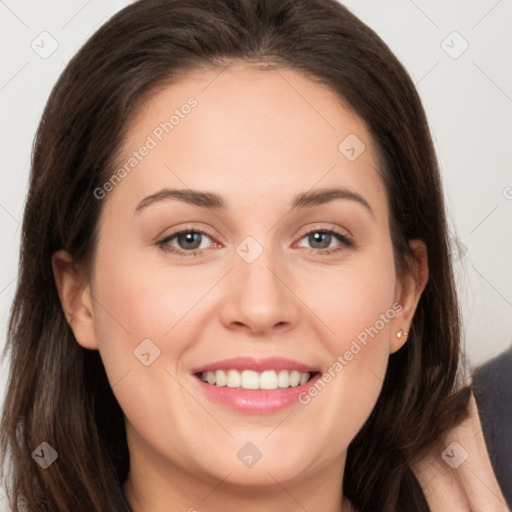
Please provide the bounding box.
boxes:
[193,373,321,414]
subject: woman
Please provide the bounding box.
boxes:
[0,0,507,510]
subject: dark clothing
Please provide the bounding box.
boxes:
[472,345,512,509]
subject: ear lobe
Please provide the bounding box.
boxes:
[390,239,429,354]
[52,249,98,350]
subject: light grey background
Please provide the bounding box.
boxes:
[1,4,511,493]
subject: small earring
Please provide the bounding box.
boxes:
[396,330,408,339]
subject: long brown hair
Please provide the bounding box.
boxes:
[1,1,471,510]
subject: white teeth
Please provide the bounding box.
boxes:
[299,372,310,385]
[277,369,290,388]
[241,370,259,389]
[199,369,312,390]
[215,370,226,386]
[290,370,300,387]
[260,370,278,390]
[226,369,241,388]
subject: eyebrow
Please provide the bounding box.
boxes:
[135,187,373,216]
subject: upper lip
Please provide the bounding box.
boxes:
[191,357,320,374]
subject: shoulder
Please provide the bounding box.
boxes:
[472,345,512,509]
[472,344,512,426]
[473,345,512,387]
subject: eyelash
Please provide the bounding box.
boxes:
[156,226,354,258]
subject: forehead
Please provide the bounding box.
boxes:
[107,64,387,219]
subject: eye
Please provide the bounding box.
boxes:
[296,229,353,255]
[157,229,218,256]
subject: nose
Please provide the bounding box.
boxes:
[219,246,300,336]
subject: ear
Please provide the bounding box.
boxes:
[52,249,98,350]
[390,239,429,354]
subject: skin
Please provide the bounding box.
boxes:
[53,63,428,512]
[412,394,509,512]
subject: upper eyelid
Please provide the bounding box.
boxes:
[296,223,352,239]
[157,224,217,242]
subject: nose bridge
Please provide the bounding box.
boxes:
[220,234,299,333]
[238,241,280,294]
[235,235,286,303]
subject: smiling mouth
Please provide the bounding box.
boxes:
[195,369,318,391]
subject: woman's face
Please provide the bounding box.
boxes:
[64,64,421,503]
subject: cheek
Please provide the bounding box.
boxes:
[298,299,394,466]
[91,239,199,343]
[302,247,397,356]
[296,247,397,434]
[87,241,171,386]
